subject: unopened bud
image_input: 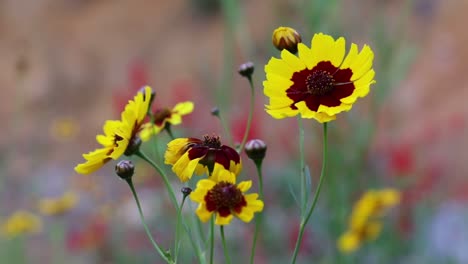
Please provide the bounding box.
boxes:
[272,27,302,54]
[181,187,193,198]
[245,139,267,162]
[124,137,142,156]
[210,107,220,116]
[139,86,156,111]
[115,160,135,180]
[238,62,254,78]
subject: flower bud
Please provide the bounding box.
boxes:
[115,160,135,180]
[272,27,302,54]
[238,62,254,78]
[210,107,220,116]
[245,139,267,162]
[181,187,193,198]
[124,137,142,156]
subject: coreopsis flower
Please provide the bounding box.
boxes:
[338,188,400,253]
[164,135,242,182]
[264,32,375,123]
[190,168,264,225]
[338,221,382,253]
[39,191,79,216]
[1,210,42,238]
[74,86,152,174]
[139,101,194,141]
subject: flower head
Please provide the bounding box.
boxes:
[2,210,42,238]
[140,101,194,141]
[338,221,382,253]
[75,86,153,174]
[264,33,375,123]
[39,191,79,216]
[272,26,302,54]
[165,135,242,182]
[190,169,263,225]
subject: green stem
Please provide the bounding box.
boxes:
[209,217,215,264]
[216,112,234,147]
[249,161,264,264]
[125,179,173,263]
[297,117,306,216]
[238,76,255,154]
[165,125,175,140]
[291,122,328,264]
[220,226,231,264]
[136,151,179,211]
[174,196,187,263]
[50,219,65,264]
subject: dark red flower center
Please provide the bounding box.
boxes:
[153,108,172,126]
[286,61,354,111]
[204,181,247,217]
[305,70,335,96]
[202,135,222,149]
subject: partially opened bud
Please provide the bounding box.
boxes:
[245,139,267,162]
[272,27,302,54]
[238,62,255,78]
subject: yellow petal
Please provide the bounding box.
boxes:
[215,213,234,225]
[237,181,252,193]
[195,203,212,223]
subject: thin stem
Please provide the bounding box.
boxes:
[238,76,255,154]
[209,217,215,264]
[216,112,234,147]
[165,125,175,140]
[297,117,306,216]
[174,196,187,263]
[125,179,173,263]
[220,226,232,264]
[136,151,179,211]
[249,161,264,264]
[291,122,328,264]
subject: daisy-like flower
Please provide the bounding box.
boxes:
[337,188,400,253]
[75,86,152,175]
[164,135,242,182]
[190,168,264,225]
[264,32,375,123]
[1,210,42,238]
[38,191,79,216]
[139,101,194,141]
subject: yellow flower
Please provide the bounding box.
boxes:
[1,211,42,238]
[190,169,263,225]
[38,191,79,216]
[263,33,375,123]
[272,26,302,54]
[337,221,382,253]
[164,135,242,182]
[140,101,194,141]
[75,86,153,175]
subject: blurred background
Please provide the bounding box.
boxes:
[2,0,468,263]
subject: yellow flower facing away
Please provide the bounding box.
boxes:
[264,32,375,123]
[350,188,401,230]
[140,101,194,141]
[338,188,400,253]
[75,86,153,175]
[338,221,382,253]
[190,169,264,225]
[39,191,79,216]
[164,135,242,182]
[1,210,42,239]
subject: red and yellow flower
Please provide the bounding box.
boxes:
[190,168,263,225]
[164,135,242,182]
[75,86,152,175]
[264,32,375,123]
[140,101,194,141]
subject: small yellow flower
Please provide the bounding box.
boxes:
[75,86,153,175]
[38,191,79,216]
[1,211,42,238]
[140,101,194,141]
[164,135,242,182]
[264,33,375,123]
[272,26,302,54]
[338,221,382,253]
[190,169,263,225]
